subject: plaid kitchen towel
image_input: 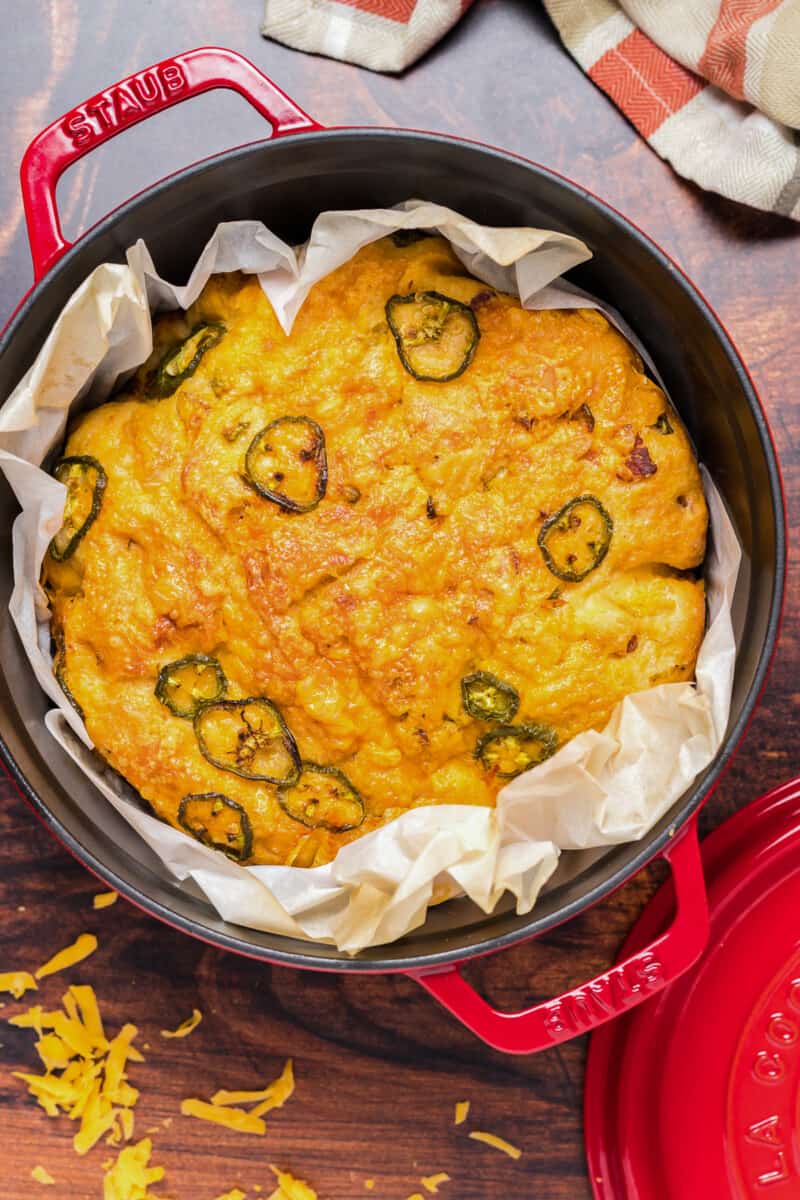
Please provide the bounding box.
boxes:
[261,0,800,220]
[261,0,474,73]
[543,0,800,219]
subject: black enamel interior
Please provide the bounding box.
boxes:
[0,130,785,971]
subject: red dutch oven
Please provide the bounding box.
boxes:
[0,47,786,1055]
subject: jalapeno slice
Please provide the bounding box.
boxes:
[571,403,595,432]
[244,416,327,513]
[278,763,365,832]
[49,456,107,561]
[652,411,674,435]
[178,793,253,861]
[391,229,433,247]
[155,654,227,719]
[386,291,480,382]
[461,671,520,723]
[53,635,84,720]
[194,698,300,785]
[475,723,557,779]
[150,322,226,398]
[538,495,613,583]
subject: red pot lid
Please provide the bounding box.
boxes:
[585,777,800,1199]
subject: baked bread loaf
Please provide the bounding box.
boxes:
[43,234,708,867]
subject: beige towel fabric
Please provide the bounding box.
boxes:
[543,0,800,218]
[261,0,800,219]
[262,0,472,73]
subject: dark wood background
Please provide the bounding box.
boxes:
[1,3,797,1197]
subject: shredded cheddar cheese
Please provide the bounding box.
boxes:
[102,1137,168,1200]
[72,984,107,1043]
[251,1060,295,1118]
[468,1131,522,1160]
[12,986,142,1156]
[212,1088,273,1104]
[454,1101,470,1126]
[421,1174,450,1193]
[35,1032,73,1071]
[160,1009,202,1039]
[0,970,37,998]
[35,934,98,980]
[180,1099,266,1135]
[12,948,304,1199]
[94,892,119,909]
[211,1059,294,1115]
[268,1167,318,1200]
[364,1183,375,1191]
[10,1006,61,1036]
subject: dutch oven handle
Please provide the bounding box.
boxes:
[410,818,708,1053]
[20,46,322,280]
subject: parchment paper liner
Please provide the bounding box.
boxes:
[0,201,739,953]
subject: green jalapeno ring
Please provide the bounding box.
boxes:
[194,697,301,785]
[155,654,228,719]
[55,660,84,721]
[385,291,480,383]
[652,411,674,435]
[391,229,434,248]
[52,634,85,721]
[178,792,253,862]
[49,455,107,562]
[537,494,614,583]
[475,723,558,780]
[149,321,226,399]
[461,671,520,724]
[244,416,328,514]
[277,762,366,833]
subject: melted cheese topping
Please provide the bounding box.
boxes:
[44,236,707,867]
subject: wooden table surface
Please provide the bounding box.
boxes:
[1,3,798,1197]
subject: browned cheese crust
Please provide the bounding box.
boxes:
[42,235,708,867]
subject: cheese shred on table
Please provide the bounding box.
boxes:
[102,1137,169,1200]
[180,1099,266,1135]
[181,1058,295,1134]
[93,892,119,909]
[160,1009,202,1039]
[210,1059,294,1111]
[31,1165,55,1185]
[35,934,98,980]
[11,985,143,1156]
[421,1173,450,1193]
[268,1166,318,1200]
[453,1101,470,1126]
[0,970,37,998]
[468,1131,522,1160]
[213,1191,246,1200]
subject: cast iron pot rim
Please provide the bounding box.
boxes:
[0,127,787,973]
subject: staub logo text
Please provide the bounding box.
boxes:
[542,952,664,1039]
[61,63,187,147]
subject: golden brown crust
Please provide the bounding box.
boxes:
[43,236,708,866]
